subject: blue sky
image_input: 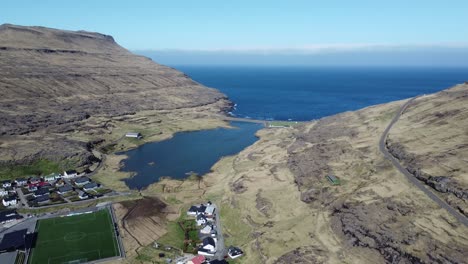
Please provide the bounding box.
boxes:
[2,0,468,65]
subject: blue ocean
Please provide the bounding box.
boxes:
[121,65,467,189]
[173,66,468,121]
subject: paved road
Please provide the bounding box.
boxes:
[380,97,468,227]
[213,204,226,260]
[16,188,30,209]
[222,116,267,126]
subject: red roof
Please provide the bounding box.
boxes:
[190,255,206,264]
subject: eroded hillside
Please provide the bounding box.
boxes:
[0,24,229,168]
[387,83,468,217]
[202,84,468,263]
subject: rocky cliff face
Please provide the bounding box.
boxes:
[387,84,468,217]
[0,24,229,167]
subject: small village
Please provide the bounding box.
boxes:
[165,201,244,264]
[0,169,114,209]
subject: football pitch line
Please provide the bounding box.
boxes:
[37,231,107,245]
[106,208,119,257]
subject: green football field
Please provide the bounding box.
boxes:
[28,209,120,264]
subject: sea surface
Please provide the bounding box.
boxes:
[173,65,468,121]
[122,122,262,189]
[121,66,467,189]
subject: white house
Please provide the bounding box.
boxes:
[2,196,17,207]
[63,170,78,178]
[228,246,244,259]
[125,132,142,139]
[200,224,213,235]
[1,180,11,188]
[198,237,216,256]
[0,189,8,197]
[196,214,207,226]
[44,173,60,182]
[205,204,215,217]
[15,178,27,186]
[78,191,88,199]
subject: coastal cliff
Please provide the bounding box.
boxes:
[0,24,230,171]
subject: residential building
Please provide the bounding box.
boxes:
[83,182,98,191]
[196,214,207,226]
[125,132,142,139]
[78,191,88,199]
[63,170,78,178]
[0,210,22,224]
[198,237,216,255]
[33,188,49,198]
[58,185,73,194]
[187,204,207,216]
[28,177,41,185]
[44,173,60,182]
[205,204,215,217]
[35,195,50,204]
[2,196,17,207]
[1,180,11,188]
[228,246,244,259]
[74,176,90,186]
[15,178,27,186]
[0,229,28,252]
[187,255,205,264]
[200,224,213,235]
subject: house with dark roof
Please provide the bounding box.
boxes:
[198,237,216,256]
[187,204,207,216]
[33,188,49,198]
[0,229,28,252]
[28,177,41,184]
[1,180,11,188]
[35,195,50,204]
[57,185,73,194]
[196,214,208,226]
[83,182,98,191]
[0,210,22,224]
[228,246,244,259]
[74,176,90,186]
[2,195,17,207]
[15,178,27,186]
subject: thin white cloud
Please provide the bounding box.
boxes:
[138,42,468,55]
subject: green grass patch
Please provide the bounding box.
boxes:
[220,203,252,247]
[0,159,76,180]
[157,221,185,250]
[28,209,119,264]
